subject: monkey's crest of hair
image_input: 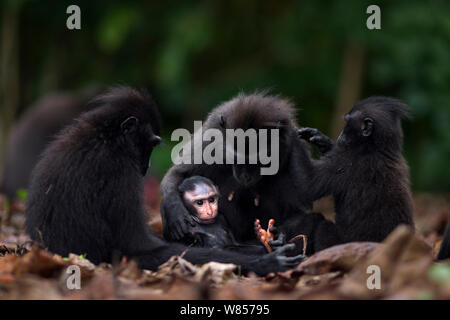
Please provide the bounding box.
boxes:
[80,86,161,138]
[178,176,218,194]
[351,96,410,152]
[40,86,162,178]
[353,96,410,120]
[208,92,298,130]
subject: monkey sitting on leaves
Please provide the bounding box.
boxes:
[298,96,414,243]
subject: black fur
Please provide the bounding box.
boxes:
[160,92,337,255]
[25,87,303,275]
[437,221,450,260]
[299,96,414,243]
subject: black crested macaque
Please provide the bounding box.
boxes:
[437,221,450,260]
[178,175,278,255]
[298,96,414,243]
[25,87,304,275]
[161,93,339,255]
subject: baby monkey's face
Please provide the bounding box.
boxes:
[184,183,219,222]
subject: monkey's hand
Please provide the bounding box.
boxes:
[255,219,275,252]
[161,194,196,241]
[256,243,306,273]
[298,127,334,154]
[268,228,287,249]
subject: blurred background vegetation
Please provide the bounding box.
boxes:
[0,0,449,192]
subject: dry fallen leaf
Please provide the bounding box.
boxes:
[288,242,380,277]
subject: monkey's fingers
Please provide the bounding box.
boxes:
[185,214,197,227]
[254,219,262,235]
[266,219,275,241]
[171,214,194,240]
[277,254,306,268]
[258,233,272,253]
[268,225,280,237]
[309,135,334,154]
[273,243,295,255]
[268,232,286,248]
[259,233,266,241]
[297,127,318,140]
[257,230,273,252]
[262,242,272,253]
[258,229,267,242]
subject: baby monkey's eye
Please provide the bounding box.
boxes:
[196,200,204,206]
[208,197,216,203]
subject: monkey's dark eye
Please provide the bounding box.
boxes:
[196,200,204,206]
[208,197,215,203]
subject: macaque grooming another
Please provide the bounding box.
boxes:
[298,96,414,243]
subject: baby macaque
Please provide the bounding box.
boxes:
[178,176,275,255]
[178,176,231,248]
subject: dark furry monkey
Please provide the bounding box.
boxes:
[161,93,338,255]
[298,96,414,243]
[25,87,303,275]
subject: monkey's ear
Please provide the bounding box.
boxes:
[121,116,139,133]
[361,118,373,137]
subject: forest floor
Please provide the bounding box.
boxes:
[0,193,449,300]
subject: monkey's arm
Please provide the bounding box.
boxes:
[311,161,334,200]
[229,229,267,255]
[160,164,196,241]
[298,127,335,155]
[135,240,305,276]
[223,244,268,255]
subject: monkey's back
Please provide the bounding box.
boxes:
[25,119,143,263]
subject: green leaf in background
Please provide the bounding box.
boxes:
[417,290,434,300]
[97,5,140,53]
[10,0,450,192]
[428,263,450,284]
[16,189,27,202]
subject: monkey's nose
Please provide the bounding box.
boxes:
[205,204,213,216]
[151,135,162,146]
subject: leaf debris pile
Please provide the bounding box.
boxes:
[0,193,449,300]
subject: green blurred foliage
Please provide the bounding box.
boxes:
[15,188,27,202]
[428,263,450,284]
[4,0,450,191]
